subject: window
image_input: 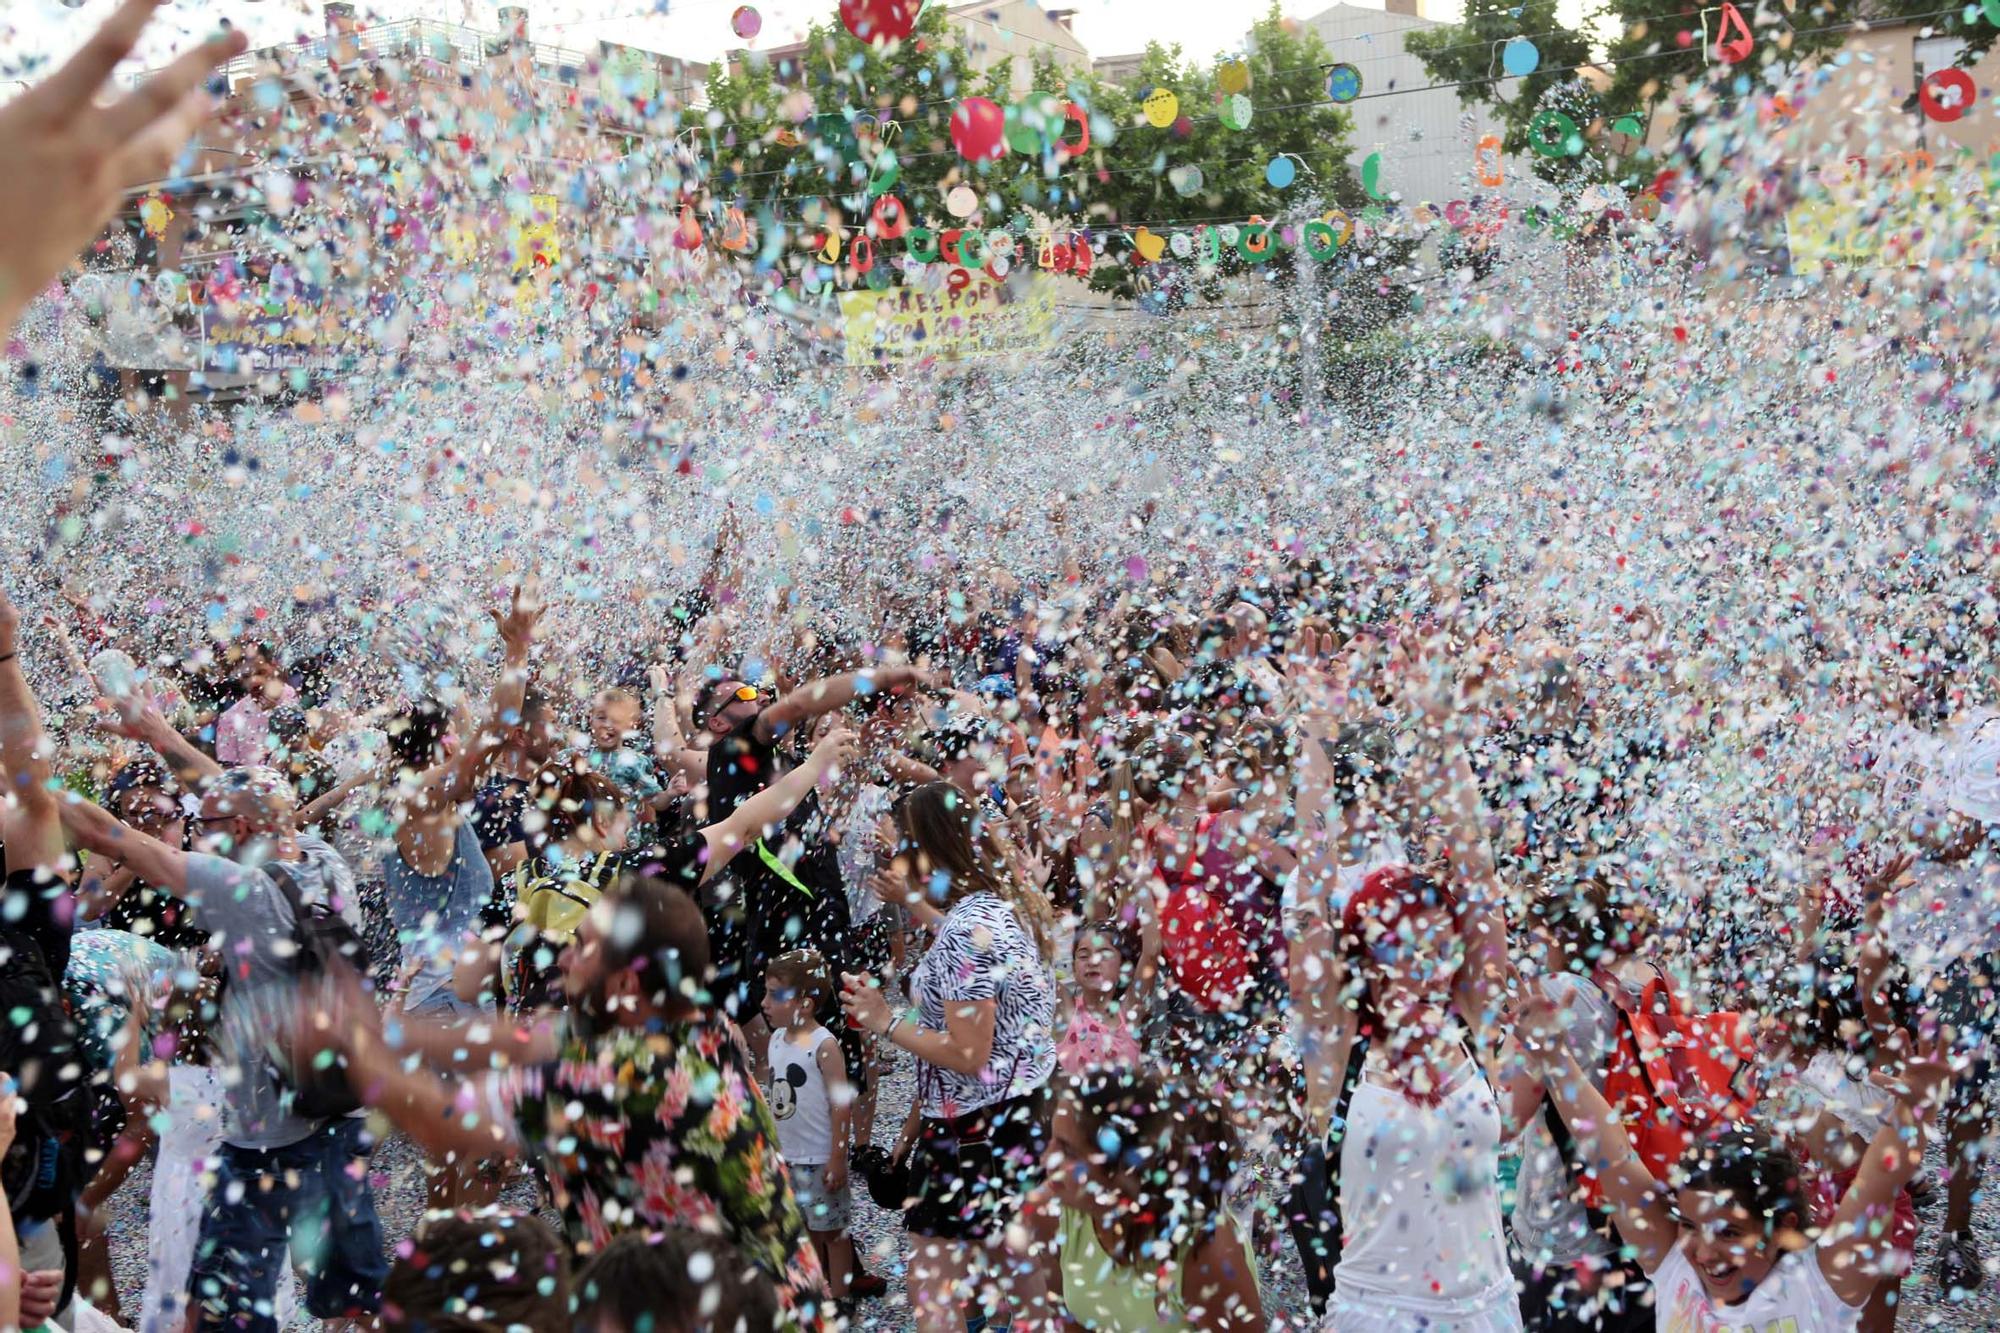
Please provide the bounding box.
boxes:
[1915,34,1967,75]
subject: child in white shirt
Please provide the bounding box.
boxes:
[762,950,857,1306]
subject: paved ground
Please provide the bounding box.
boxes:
[94,1051,2000,1330]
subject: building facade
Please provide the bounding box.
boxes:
[744,0,1089,97]
[1298,1,1522,207]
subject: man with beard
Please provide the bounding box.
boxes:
[312,727,858,1331]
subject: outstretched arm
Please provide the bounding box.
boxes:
[343,1026,521,1164]
[303,972,524,1163]
[57,799,188,895]
[1520,992,1680,1276]
[0,588,66,878]
[696,728,858,884]
[411,582,540,814]
[755,666,933,745]
[1819,1035,1951,1307]
[100,699,221,789]
[1289,688,1363,1136]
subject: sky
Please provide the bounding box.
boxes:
[2,0,1486,84]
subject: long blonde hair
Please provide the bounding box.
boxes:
[897,782,1056,961]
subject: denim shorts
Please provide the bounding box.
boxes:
[789,1161,852,1233]
[189,1116,387,1332]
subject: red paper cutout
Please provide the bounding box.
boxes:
[1919,68,1976,123]
[1715,3,1753,65]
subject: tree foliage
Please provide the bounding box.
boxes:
[699,1,1360,287]
[1407,0,1998,188]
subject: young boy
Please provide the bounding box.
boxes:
[585,687,660,797]
[762,950,857,1309]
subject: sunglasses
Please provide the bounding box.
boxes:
[730,685,760,703]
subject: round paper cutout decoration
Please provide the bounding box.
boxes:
[1528,109,1582,158]
[1919,68,1975,123]
[1219,93,1253,131]
[731,6,762,39]
[1142,87,1180,128]
[1168,164,1205,196]
[868,149,901,195]
[838,0,918,45]
[1325,63,1362,103]
[1218,59,1250,93]
[950,96,1008,160]
[1266,155,1297,188]
[1606,114,1644,154]
[1501,38,1539,77]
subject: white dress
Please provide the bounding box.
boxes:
[1652,1239,1862,1331]
[1326,1054,1524,1332]
[141,1066,298,1333]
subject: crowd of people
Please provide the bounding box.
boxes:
[3,5,2000,1333]
[0,527,1995,1333]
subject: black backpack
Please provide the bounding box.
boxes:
[0,928,90,1313]
[263,862,371,1121]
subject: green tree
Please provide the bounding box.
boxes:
[700,0,1359,292]
[1066,5,1361,294]
[701,5,1044,284]
[1408,0,1997,188]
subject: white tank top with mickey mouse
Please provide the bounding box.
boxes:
[767,1026,836,1166]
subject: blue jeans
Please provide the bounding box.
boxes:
[190,1117,386,1332]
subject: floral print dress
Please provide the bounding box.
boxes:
[509,1015,829,1326]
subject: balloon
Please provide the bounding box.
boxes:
[838,0,918,45]
[730,6,761,39]
[1006,97,1062,155]
[950,97,1008,160]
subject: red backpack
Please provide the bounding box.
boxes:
[1564,966,1762,1210]
[1157,815,1254,1012]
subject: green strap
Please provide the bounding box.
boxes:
[755,839,815,899]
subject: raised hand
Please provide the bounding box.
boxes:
[1513,983,1571,1081]
[492,578,543,656]
[95,693,166,742]
[0,0,248,331]
[810,726,859,778]
[1871,1026,1954,1118]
